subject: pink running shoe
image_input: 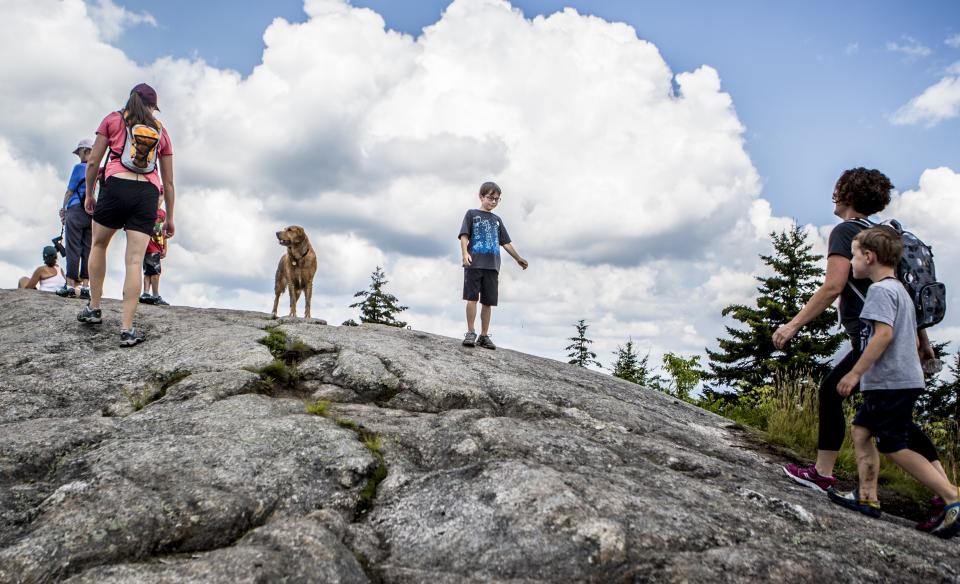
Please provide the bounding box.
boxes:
[783,463,836,492]
[916,496,946,532]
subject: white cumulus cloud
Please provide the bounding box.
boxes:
[88,0,156,41]
[891,75,960,127]
[886,35,932,59]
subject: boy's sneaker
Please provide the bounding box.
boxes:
[55,285,76,298]
[79,287,90,299]
[76,305,102,324]
[827,487,882,519]
[477,335,496,350]
[462,332,477,347]
[782,463,836,492]
[931,502,960,539]
[138,293,155,305]
[916,496,946,532]
[153,296,169,306]
[119,328,145,347]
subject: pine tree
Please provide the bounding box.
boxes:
[610,339,664,388]
[349,266,408,328]
[917,344,957,423]
[566,319,601,368]
[706,224,844,394]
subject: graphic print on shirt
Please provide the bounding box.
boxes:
[471,215,501,256]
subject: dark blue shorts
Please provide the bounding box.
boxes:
[463,268,498,306]
[852,389,923,453]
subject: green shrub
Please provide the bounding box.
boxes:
[305,400,330,416]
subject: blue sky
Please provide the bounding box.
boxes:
[112,0,960,227]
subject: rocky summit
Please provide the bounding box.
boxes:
[0,289,957,583]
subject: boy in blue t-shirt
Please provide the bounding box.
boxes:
[457,182,528,349]
[828,226,959,538]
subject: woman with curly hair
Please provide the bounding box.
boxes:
[773,168,942,514]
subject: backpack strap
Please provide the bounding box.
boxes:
[844,217,873,302]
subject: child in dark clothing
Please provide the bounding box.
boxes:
[458,182,528,350]
[827,226,959,538]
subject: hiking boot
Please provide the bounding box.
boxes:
[462,331,477,347]
[153,296,169,306]
[139,293,155,305]
[827,487,882,519]
[56,285,76,298]
[79,287,90,300]
[76,305,102,324]
[119,328,145,347]
[782,463,836,492]
[477,335,496,350]
[931,502,960,539]
[916,496,946,532]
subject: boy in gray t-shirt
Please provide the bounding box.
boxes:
[829,227,960,538]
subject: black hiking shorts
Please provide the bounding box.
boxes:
[93,176,158,235]
[463,268,499,306]
[143,252,162,276]
[853,388,923,453]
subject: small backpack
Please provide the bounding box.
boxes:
[849,218,946,329]
[112,111,163,174]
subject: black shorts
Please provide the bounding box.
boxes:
[93,176,159,235]
[852,389,923,453]
[463,268,499,306]
[143,252,162,276]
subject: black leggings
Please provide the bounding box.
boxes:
[819,337,939,462]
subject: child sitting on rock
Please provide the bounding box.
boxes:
[828,226,959,538]
[458,181,528,350]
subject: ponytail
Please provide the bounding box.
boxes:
[122,91,159,130]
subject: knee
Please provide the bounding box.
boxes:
[17,277,30,289]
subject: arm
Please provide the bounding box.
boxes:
[160,237,168,260]
[772,254,850,349]
[159,155,175,238]
[917,328,935,362]
[502,243,528,270]
[837,322,893,396]
[24,267,45,290]
[59,190,73,223]
[459,235,472,267]
[83,135,109,215]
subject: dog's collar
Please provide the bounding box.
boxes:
[290,247,310,266]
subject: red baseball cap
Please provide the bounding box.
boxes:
[131,83,160,111]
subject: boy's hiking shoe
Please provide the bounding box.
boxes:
[79,287,90,300]
[783,463,836,492]
[827,487,882,518]
[77,305,102,324]
[931,502,960,539]
[916,496,946,532]
[477,335,496,350]
[119,328,145,347]
[56,285,76,298]
[139,293,155,305]
[462,332,477,347]
[153,296,169,306]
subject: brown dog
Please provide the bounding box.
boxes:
[272,226,317,319]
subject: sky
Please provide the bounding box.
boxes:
[1,0,959,381]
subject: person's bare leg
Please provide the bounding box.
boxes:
[150,275,160,296]
[121,231,151,330]
[887,449,960,504]
[815,451,840,477]
[88,222,117,309]
[465,301,478,333]
[851,425,880,501]
[143,273,150,296]
[480,304,492,336]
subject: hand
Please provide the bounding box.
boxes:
[837,372,860,397]
[84,195,96,215]
[163,218,175,239]
[517,257,529,270]
[462,253,472,267]
[160,251,167,260]
[58,208,65,223]
[919,343,936,363]
[772,322,799,350]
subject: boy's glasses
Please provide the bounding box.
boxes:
[484,195,501,202]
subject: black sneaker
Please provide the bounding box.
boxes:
[462,331,477,347]
[138,293,155,305]
[77,305,102,324]
[79,287,90,299]
[153,296,169,306]
[827,487,881,518]
[119,328,145,347]
[56,285,76,298]
[477,335,496,350]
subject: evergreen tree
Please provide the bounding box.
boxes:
[917,344,957,423]
[349,266,408,328]
[661,352,704,401]
[566,319,601,368]
[706,224,844,394]
[610,339,664,388]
